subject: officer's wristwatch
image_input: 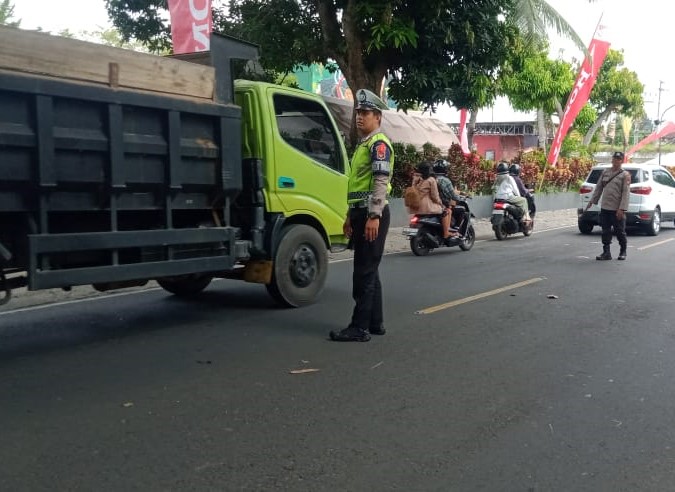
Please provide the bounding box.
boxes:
[368,213,381,220]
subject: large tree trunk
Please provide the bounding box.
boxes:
[317,0,388,146]
[468,110,478,150]
[536,107,547,150]
[583,106,616,146]
[554,98,564,123]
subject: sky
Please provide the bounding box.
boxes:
[9,0,673,123]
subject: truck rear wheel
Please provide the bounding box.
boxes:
[266,224,327,307]
[157,274,212,297]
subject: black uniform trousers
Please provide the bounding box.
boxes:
[599,208,627,248]
[348,205,390,331]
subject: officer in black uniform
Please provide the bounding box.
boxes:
[330,89,394,342]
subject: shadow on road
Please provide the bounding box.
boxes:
[0,282,284,360]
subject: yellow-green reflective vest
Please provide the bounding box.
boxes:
[347,132,394,204]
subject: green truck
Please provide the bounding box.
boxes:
[0,27,349,308]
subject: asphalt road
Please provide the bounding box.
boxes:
[2,223,675,491]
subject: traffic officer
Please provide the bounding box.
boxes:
[586,151,630,260]
[330,89,394,342]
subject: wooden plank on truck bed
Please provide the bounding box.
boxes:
[0,25,215,100]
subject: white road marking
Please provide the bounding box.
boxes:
[416,277,546,315]
[637,238,674,251]
[0,287,162,316]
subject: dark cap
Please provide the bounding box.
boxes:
[354,89,388,112]
[612,151,625,160]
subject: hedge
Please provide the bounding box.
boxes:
[390,143,595,197]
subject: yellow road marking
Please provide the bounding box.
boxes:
[637,238,674,251]
[416,277,546,315]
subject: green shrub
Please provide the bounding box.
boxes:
[389,143,594,196]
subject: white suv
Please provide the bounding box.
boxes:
[577,163,675,236]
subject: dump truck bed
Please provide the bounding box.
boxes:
[0,26,247,293]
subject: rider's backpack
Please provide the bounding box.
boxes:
[403,185,421,210]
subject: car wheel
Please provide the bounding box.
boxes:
[646,208,661,236]
[578,221,594,234]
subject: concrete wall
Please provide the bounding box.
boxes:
[389,191,580,227]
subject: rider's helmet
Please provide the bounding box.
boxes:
[508,163,521,176]
[433,159,449,175]
[496,161,509,175]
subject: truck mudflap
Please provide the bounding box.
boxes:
[243,260,273,284]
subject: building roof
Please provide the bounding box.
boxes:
[323,96,459,149]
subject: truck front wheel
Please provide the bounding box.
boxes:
[157,274,212,297]
[266,224,327,307]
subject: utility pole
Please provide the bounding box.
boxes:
[658,81,664,165]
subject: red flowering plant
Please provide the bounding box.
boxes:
[446,144,494,195]
[388,143,594,197]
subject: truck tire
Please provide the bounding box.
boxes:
[158,274,212,296]
[266,224,327,307]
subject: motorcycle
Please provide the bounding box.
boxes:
[403,196,475,256]
[491,193,536,240]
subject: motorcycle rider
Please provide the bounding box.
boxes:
[494,161,530,221]
[433,159,461,241]
[508,163,535,219]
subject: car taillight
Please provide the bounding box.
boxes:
[579,185,593,194]
[631,186,652,195]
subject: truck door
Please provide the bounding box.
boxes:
[269,92,348,237]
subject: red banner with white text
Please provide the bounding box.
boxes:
[547,25,610,166]
[625,121,675,161]
[168,0,212,54]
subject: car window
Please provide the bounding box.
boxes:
[653,169,675,187]
[587,168,639,184]
[273,94,345,173]
[586,169,604,184]
[627,169,640,183]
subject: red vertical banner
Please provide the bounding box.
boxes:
[459,108,470,154]
[547,22,610,166]
[625,122,675,160]
[168,0,213,54]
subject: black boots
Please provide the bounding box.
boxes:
[596,245,612,261]
[329,327,371,342]
[596,245,627,260]
[618,247,627,261]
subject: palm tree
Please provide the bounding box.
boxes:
[510,0,598,54]
[502,0,605,82]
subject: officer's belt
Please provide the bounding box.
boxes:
[348,200,368,209]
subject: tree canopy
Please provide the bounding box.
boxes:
[0,0,20,27]
[105,0,518,112]
[499,42,573,115]
[582,48,644,145]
